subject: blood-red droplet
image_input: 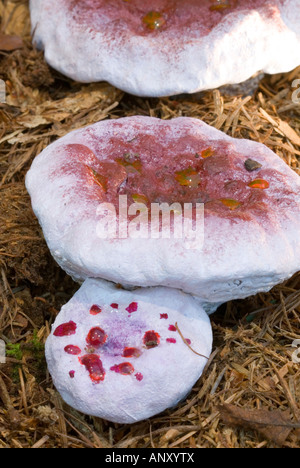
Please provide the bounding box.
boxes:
[168,325,177,332]
[80,354,105,383]
[160,313,168,319]
[90,304,102,315]
[69,370,75,378]
[143,330,160,349]
[185,338,191,345]
[125,302,138,313]
[166,338,176,344]
[110,303,118,309]
[135,372,143,382]
[123,347,141,358]
[64,345,81,355]
[86,327,107,348]
[110,362,134,375]
[53,321,77,337]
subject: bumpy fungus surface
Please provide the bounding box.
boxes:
[26,116,300,312]
[30,0,300,96]
[45,279,212,423]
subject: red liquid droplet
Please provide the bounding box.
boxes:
[126,302,138,313]
[86,327,107,348]
[123,347,141,358]
[69,370,75,378]
[90,304,102,315]
[64,345,81,355]
[110,303,119,309]
[135,372,143,382]
[160,313,168,319]
[110,362,134,375]
[143,330,160,348]
[185,338,191,345]
[168,325,177,332]
[53,321,77,337]
[80,354,105,383]
[166,338,176,344]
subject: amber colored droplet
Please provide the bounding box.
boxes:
[209,0,233,11]
[86,327,107,348]
[166,338,176,344]
[219,198,242,210]
[142,11,166,30]
[110,362,134,375]
[53,321,77,337]
[123,347,141,358]
[64,345,81,355]
[175,167,201,188]
[248,179,269,189]
[90,304,102,315]
[126,302,138,313]
[201,147,214,158]
[116,156,142,174]
[80,354,105,383]
[86,165,108,192]
[132,193,149,204]
[143,330,160,349]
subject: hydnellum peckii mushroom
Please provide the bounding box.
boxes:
[26,116,300,422]
[45,279,212,423]
[29,0,300,97]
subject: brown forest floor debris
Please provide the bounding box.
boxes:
[0,0,299,448]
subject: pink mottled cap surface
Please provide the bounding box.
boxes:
[25,116,300,312]
[29,0,300,96]
[45,278,212,423]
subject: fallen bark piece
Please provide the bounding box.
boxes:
[26,116,300,313]
[29,0,300,97]
[46,279,212,424]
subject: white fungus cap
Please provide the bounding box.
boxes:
[25,116,300,313]
[29,0,300,97]
[45,278,212,424]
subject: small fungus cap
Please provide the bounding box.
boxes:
[45,279,212,423]
[29,0,300,96]
[26,116,300,312]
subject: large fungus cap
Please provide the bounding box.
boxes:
[29,0,300,96]
[45,279,212,423]
[26,116,300,312]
